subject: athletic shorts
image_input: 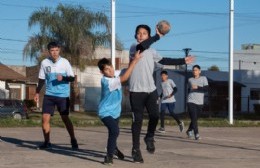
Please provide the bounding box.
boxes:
[42,95,70,116]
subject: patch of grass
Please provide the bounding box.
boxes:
[0,118,40,127]
[0,111,260,127]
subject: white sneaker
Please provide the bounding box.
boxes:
[186,130,194,139]
[157,127,166,133]
[179,122,184,132]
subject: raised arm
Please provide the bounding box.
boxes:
[136,34,160,52]
[120,50,141,83]
[136,28,164,53]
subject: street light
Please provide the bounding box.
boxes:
[183,48,192,113]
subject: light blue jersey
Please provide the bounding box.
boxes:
[98,70,122,119]
[38,56,74,98]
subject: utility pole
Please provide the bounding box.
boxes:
[183,48,192,113]
[229,0,234,124]
[111,0,116,68]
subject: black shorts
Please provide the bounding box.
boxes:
[42,95,70,116]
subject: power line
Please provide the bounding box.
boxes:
[0,37,27,43]
[0,1,40,8]
[0,18,28,21]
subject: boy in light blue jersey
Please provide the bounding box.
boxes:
[97,51,141,165]
[34,41,78,150]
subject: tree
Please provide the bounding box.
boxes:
[23,3,123,70]
[208,65,220,71]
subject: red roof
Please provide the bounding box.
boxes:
[0,64,27,81]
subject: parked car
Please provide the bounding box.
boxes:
[0,99,29,119]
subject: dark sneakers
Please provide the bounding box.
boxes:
[37,139,78,150]
[132,149,144,163]
[71,139,79,150]
[37,142,52,150]
[114,148,125,160]
[144,137,155,154]
[104,155,113,165]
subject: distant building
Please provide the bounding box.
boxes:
[0,63,27,100]
[234,44,260,70]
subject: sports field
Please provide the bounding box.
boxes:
[0,126,259,168]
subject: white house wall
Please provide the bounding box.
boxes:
[8,83,26,100]
[234,50,260,70]
[93,47,129,64]
[0,80,9,99]
[74,66,102,111]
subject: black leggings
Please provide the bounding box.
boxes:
[187,103,203,135]
[130,90,159,150]
[160,102,181,128]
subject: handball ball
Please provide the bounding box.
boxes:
[157,20,171,35]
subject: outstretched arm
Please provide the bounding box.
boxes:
[158,56,195,65]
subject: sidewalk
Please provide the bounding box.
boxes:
[0,126,260,168]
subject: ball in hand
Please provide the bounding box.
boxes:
[157,20,171,35]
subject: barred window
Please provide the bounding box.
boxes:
[250,88,260,100]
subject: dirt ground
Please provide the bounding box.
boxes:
[0,126,260,168]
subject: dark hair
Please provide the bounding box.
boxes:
[135,24,151,39]
[160,70,168,75]
[192,64,201,70]
[98,58,112,71]
[47,41,61,50]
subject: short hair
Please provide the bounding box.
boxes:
[47,41,61,50]
[98,58,112,71]
[160,70,168,75]
[192,64,201,70]
[135,24,151,39]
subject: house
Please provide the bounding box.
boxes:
[235,70,260,113]
[25,65,40,106]
[5,45,259,114]
[0,63,27,100]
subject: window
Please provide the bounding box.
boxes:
[250,88,260,100]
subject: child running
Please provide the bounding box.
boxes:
[158,70,184,133]
[186,65,208,140]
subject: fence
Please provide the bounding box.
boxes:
[204,95,259,117]
[121,94,260,117]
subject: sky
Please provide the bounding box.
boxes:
[0,0,260,71]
